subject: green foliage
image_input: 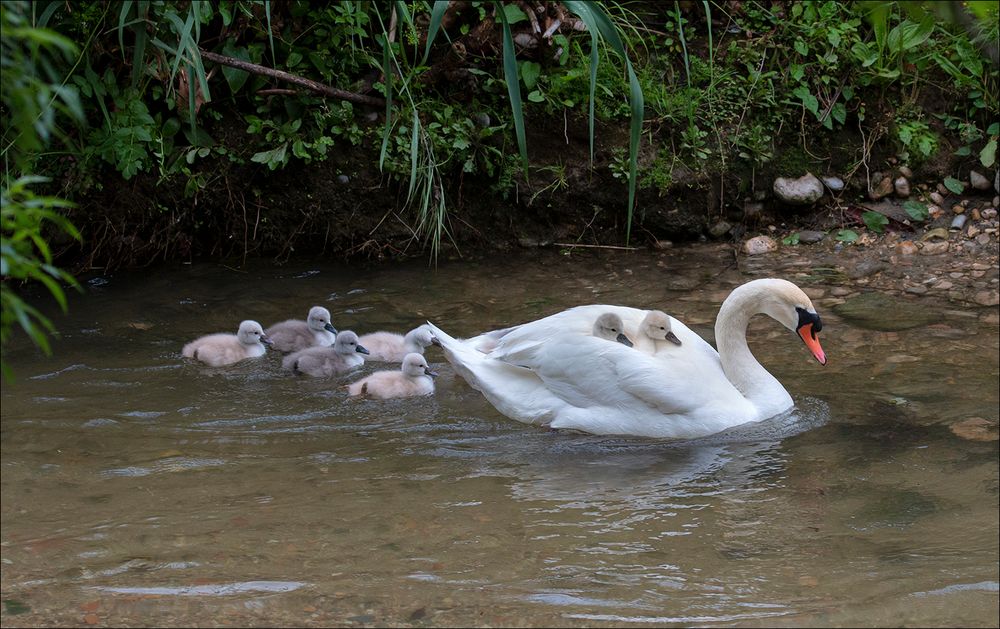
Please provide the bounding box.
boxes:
[902,200,929,221]
[836,229,860,243]
[862,210,889,233]
[1,1,84,379]
[943,176,966,194]
[1,178,81,362]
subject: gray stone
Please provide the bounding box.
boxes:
[773,173,824,205]
[950,214,968,231]
[336,174,350,184]
[894,176,910,198]
[708,220,733,238]
[899,165,913,178]
[929,191,946,206]
[822,176,845,192]
[970,170,991,190]
[847,260,887,279]
[797,230,826,244]
[743,235,778,255]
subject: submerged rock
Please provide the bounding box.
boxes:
[773,173,824,205]
[833,292,937,330]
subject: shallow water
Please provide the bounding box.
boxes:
[2,247,998,627]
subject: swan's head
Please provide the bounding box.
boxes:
[753,279,826,365]
[334,330,370,355]
[593,313,633,347]
[307,306,338,334]
[641,310,682,346]
[408,324,440,348]
[403,352,438,378]
[238,320,271,347]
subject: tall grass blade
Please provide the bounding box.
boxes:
[498,7,529,174]
[423,0,449,65]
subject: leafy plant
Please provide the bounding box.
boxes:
[943,176,966,194]
[862,210,888,233]
[836,229,860,243]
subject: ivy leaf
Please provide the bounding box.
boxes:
[520,61,541,90]
[836,229,859,243]
[502,4,528,24]
[980,138,997,168]
[794,39,808,56]
[862,210,888,233]
[902,200,929,221]
[943,176,965,194]
[831,102,847,125]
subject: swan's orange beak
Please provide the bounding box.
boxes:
[798,323,826,365]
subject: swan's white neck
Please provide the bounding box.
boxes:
[715,284,793,418]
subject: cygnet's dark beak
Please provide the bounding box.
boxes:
[425,366,439,378]
[665,331,682,346]
[261,334,273,347]
[356,344,370,355]
[325,323,338,334]
[616,333,634,347]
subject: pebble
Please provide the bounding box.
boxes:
[952,204,965,214]
[933,280,953,290]
[822,176,845,192]
[920,241,950,255]
[743,235,778,255]
[929,191,946,206]
[869,176,894,200]
[937,183,949,196]
[993,196,999,208]
[336,174,350,184]
[896,240,918,255]
[973,289,1000,306]
[969,170,991,190]
[905,284,928,295]
[898,165,913,178]
[968,226,980,238]
[950,214,967,231]
[970,208,981,221]
[980,234,995,245]
[984,208,998,219]
[893,176,910,197]
[831,286,853,296]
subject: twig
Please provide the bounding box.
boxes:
[553,243,639,251]
[198,49,386,108]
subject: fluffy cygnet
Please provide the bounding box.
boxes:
[630,310,682,354]
[357,324,439,362]
[593,312,634,347]
[347,353,438,399]
[265,306,338,353]
[282,330,369,377]
[182,320,272,367]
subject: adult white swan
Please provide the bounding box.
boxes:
[426,278,826,439]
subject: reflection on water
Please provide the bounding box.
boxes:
[1,248,998,627]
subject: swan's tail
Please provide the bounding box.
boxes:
[426,321,556,426]
[425,322,486,391]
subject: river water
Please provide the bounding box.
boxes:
[2,246,998,627]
